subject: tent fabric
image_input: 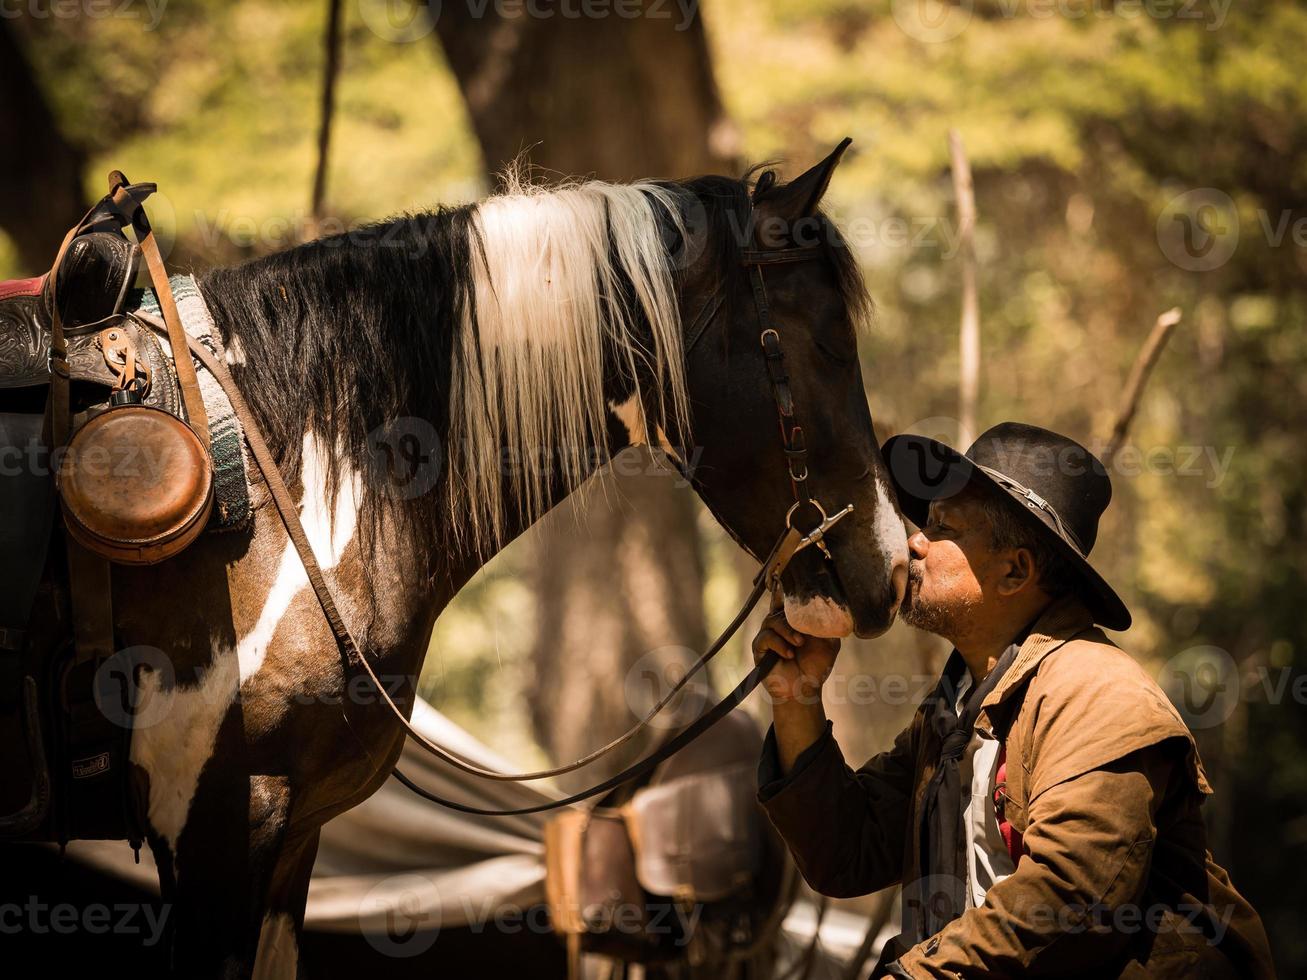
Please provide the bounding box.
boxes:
[65,699,889,969]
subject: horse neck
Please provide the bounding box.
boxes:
[200,199,689,628]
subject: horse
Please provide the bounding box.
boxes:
[76,140,908,976]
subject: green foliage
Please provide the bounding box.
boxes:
[9,1,1305,964]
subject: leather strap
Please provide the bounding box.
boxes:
[109,172,210,450]
[42,198,118,673]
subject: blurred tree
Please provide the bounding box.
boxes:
[0,19,86,273]
[432,2,740,779]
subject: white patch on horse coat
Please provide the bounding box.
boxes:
[874,477,910,608]
[783,593,854,638]
[238,433,359,684]
[130,433,359,857]
[130,645,239,856]
[608,394,682,463]
[224,332,247,366]
[252,912,298,980]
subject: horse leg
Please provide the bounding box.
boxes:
[159,766,297,979]
[250,827,320,980]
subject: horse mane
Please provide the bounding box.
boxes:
[200,173,690,563]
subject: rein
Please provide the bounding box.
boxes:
[147,236,854,816]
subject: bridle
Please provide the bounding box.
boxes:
[150,221,856,817]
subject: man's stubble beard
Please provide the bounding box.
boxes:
[900,560,980,643]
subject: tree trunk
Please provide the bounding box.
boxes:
[0,20,86,274]
[433,3,738,777]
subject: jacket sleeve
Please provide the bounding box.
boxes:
[890,742,1183,978]
[757,716,918,898]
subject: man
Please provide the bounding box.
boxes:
[752,422,1275,978]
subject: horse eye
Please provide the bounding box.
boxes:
[813,336,857,364]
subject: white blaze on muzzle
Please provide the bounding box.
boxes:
[783,592,855,638]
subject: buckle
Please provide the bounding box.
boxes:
[785,499,854,560]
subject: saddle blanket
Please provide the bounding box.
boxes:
[131,275,252,532]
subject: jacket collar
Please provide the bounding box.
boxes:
[980,594,1097,714]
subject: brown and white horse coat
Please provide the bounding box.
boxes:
[106,149,907,977]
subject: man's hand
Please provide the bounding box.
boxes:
[752,591,841,706]
[753,591,840,772]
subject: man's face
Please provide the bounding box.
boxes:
[901,488,1004,640]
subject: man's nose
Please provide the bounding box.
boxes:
[908,529,929,560]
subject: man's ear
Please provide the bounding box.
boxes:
[996,548,1039,598]
[752,137,852,248]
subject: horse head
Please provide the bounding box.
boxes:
[668,142,909,638]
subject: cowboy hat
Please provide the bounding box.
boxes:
[881,422,1131,630]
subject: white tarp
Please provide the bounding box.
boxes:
[67,699,889,971]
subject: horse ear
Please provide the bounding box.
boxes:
[752,138,852,246]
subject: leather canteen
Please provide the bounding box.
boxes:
[624,761,761,903]
[57,403,213,565]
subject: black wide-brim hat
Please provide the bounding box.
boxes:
[881,422,1131,631]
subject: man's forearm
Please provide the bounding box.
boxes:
[772,697,829,772]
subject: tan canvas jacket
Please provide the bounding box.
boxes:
[758,596,1276,978]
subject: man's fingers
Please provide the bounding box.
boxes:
[763,609,805,647]
[752,630,797,662]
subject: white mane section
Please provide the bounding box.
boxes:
[448,175,690,551]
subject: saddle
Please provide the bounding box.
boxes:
[0,173,212,846]
[544,711,795,977]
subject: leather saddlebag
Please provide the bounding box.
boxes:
[624,761,761,902]
[545,807,668,963]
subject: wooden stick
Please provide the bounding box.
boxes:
[950,129,979,447]
[310,0,344,231]
[1103,307,1183,465]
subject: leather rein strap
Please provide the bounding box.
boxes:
[143,238,848,817]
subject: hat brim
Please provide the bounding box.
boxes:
[881,433,1132,631]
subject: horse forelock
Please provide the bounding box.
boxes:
[449,175,691,554]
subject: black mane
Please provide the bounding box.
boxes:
[198,172,869,573]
